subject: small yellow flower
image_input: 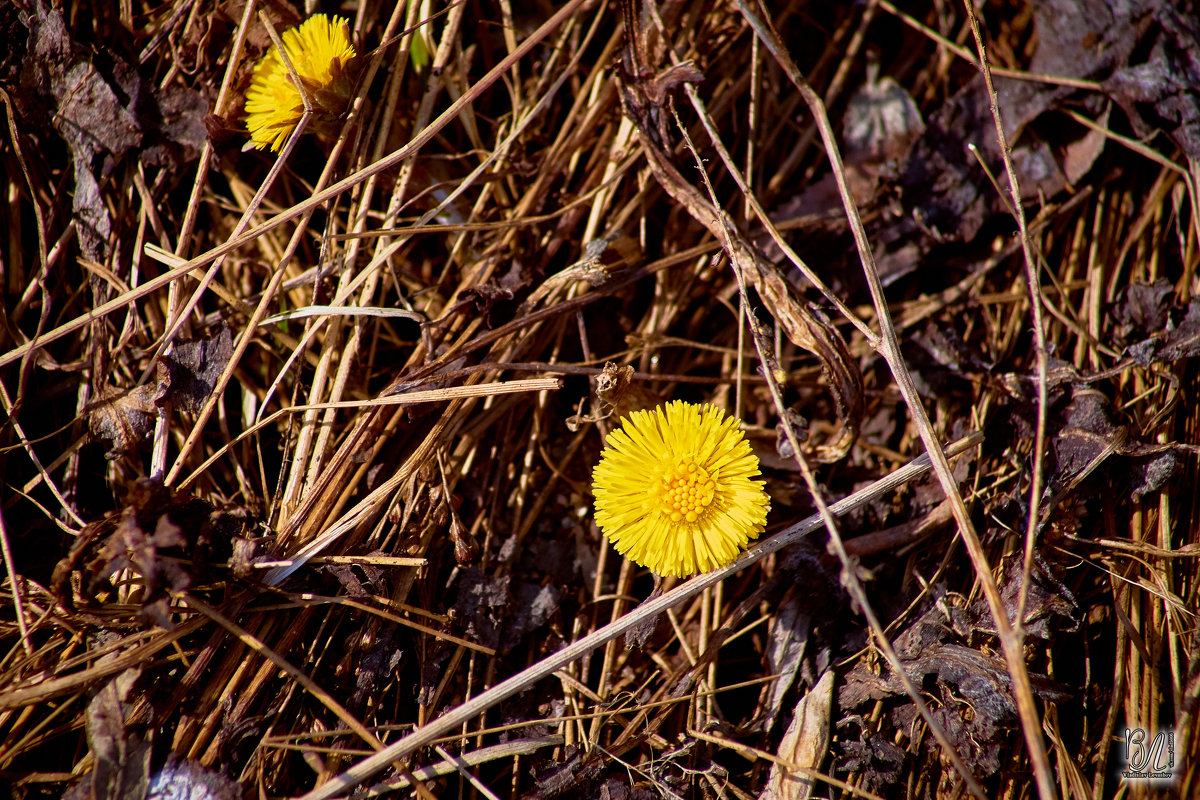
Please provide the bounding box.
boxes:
[592,401,770,578]
[244,14,358,152]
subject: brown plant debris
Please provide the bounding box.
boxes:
[2,1,1198,799]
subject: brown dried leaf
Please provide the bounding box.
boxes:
[19,4,137,257]
[624,583,664,650]
[756,588,811,734]
[763,670,833,800]
[809,64,926,209]
[833,726,906,795]
[158,324,234,414]
[229,537,259,580]
[758,289,863,463]
[88,384,158,460]
[843,70,925,168]
[839,575,1072,783]
[452,568,511,652]
[840,637,1069,778]
[595,362,660,421]
[1115,278,1176,338]
[640,61,704,106]
[326,563,371,599]
[1063,104,1111,184]
[86,667,152,800]
[1129,298,1200,365]
[565,362,661,431]
[91,510,192,629]
[1102,5,1200,160]
[970,555,1082,641]
[18,2,205,258]
[901,0,1150,242]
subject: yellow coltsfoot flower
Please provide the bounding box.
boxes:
[592,401,770,578]
[243,14,358,152]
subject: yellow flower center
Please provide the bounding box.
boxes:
[652,457,716,523]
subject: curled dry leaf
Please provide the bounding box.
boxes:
[1102,4,1200,160]
[1128,297,1200,366]
[82,667,152,800]
[763,670,834,800]
[756,277,863,463]
[565,361,661,431]
[618,71,863,462]
[782,62,924,213]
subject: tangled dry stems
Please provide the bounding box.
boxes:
[1,1,1197,799]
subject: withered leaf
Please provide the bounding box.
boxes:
[456,253,530,327]
[619,81,863,461]
[1132,298,1200,365]
[843,70,925,169]
[566,361,661,431]
[840,577,1072,714]
[507,581,561,645]
[229,537,259,580]
[91,509,192,629]
[622,612,659,650]
[592,777,656,800]
[970,555,1081,641]
[527,746,586,800]
[901,0,1151,242]
[458,282,517,329]
[756,586,812,734]
[88,383,158,460]
[764,297,862,463]
[1050,388,1123,486]
[1103,5,1200,160]
[595,362,659,421]
[158,324,234,415]
[640,61,704,106]
[1062,103,1111,184]
[833,724,905,794]
[1115,278,1176,339]
[452,567,560,654]
[1127,449,1184,500]
[453,567,511,651]
[21,3,135,257]
[87,667,152,800]
[763,670,833,800]
[450,515,479,565]
[798,64,925,212]
[18,2,205,258]
[1006,375,1190,511]
[325,563,371,599]
[774,407,810,460]
[841,637,1070,781]
[624,582,664,650]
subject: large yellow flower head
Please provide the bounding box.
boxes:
[244,14,358,152]
[592,401,770,578]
